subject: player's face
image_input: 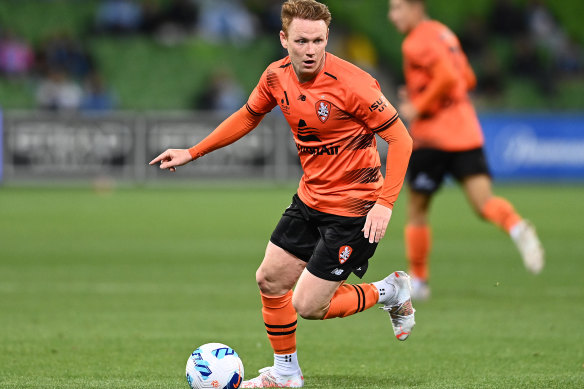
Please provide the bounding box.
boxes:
[280,18,329,83]
[388,0,416,34]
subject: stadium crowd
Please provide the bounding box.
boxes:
[0,0,582,112]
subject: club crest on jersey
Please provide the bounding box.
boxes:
[338,245,353,264]
[315,100,331,123]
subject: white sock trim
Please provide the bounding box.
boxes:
[372,279,397,305]
[274,351,300,376]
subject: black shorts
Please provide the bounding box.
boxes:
[407,147,491,195]
[270,194,378,282]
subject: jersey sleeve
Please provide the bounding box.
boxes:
[375,119,412,209]
[188,106,264,160]
[246,68,278,117]
[350,76,399,134]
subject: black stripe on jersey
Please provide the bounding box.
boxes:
[354,285,366,312]
[346,134,375,150]
[264,321,297,329]
[324,72,337,80]
[344,197,377,215]
[246,103,265,117]
[344,167,382,184]
[351,285,362,313]
[279,62,292,68]
[371,113,399,133]
[284,91,290,105]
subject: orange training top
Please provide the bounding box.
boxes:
[403,20,484,151]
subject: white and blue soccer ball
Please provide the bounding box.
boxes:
[186,343,244,389]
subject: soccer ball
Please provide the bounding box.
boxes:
[185,343,244,389]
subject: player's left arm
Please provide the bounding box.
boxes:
[362,118,412,243]
[351,78,413,242]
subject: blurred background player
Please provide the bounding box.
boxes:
[387,0,545,300]
[151,1,415,387]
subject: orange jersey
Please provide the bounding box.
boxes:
[247,53,409,217]
[403,20,484,151]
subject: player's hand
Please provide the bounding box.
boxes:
[362,204,393,244]
[149,149,192,172]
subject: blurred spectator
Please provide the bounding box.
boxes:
[194,68,246,113]
[248,0,282,35]
[197,0,257,45]
[459,14,488,61]
[140,0,164,36]
[488,0,527,38]
[94,0,142,36]
[35,32,95,80]
[0,30,34,78]
[510,34,555,95]
[152,0,200,46]
[556,37,583,76]
[35,67,83,111]
[163,0,199,32]
[80,71,117,112]
[526,0,583,75]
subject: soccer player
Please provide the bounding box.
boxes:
[387,0,545,300]
[150,1,414,387]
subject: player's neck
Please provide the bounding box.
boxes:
[408,14,429,33]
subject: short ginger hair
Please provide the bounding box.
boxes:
[281,0,332,36]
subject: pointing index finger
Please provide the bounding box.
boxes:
[149,151,167,165]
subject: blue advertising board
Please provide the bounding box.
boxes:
[480,113,584,181]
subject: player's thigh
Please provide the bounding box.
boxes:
[292,268,342,319]
[256,242,307,296]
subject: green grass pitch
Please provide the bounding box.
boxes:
[0,184,583,388]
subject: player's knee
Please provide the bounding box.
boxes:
[292,294,326,320]
[256,267,288,295]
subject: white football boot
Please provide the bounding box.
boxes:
[241,366,304,388]
[410,277,431,301]
[379,271,416,341]
[512,220,544,274]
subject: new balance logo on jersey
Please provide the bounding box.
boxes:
[316,100,331,123]
[339,245,352,264]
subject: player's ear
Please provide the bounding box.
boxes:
[280,30,288,49]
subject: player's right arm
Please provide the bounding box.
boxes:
[149,106,265,171]
[150,68,277,172]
